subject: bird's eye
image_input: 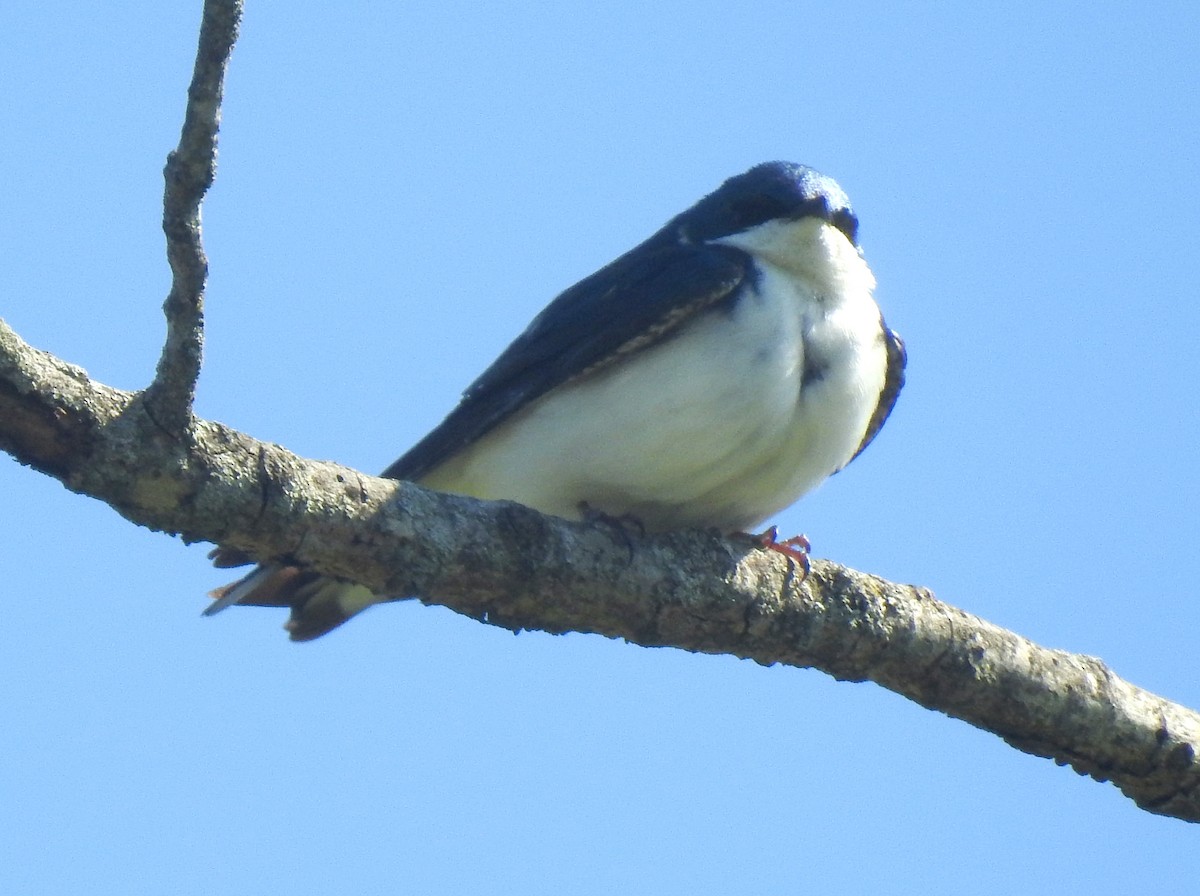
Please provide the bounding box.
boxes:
[729,198,782,231]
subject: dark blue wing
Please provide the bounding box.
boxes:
[845,322,906,466]
[381,236,750,482]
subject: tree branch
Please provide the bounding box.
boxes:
[3,0,1197,828]
[1,314,1197,823]
[145,0,241,435]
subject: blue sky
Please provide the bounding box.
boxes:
[3,2,1199,892]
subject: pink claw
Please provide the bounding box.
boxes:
[752,525,812,578]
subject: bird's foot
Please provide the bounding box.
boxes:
[746,525,811,579]
[578,502,646,557]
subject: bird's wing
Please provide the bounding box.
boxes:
[845,322,906,466]
[381,240,750,482]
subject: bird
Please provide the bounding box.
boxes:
[206,161,906,640]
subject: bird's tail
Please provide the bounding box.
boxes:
[205,550,379,641]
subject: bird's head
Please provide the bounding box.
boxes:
[674,161,859,248]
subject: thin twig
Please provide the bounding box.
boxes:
[145,0,242,434]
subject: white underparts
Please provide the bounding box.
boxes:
[420,217,888,532]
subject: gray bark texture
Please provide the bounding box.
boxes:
[2,0,1198,824]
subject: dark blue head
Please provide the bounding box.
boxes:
[674,161,859,247]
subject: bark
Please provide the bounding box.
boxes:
[2,0,1198,825]
[3,315,1199,823]
[146,0,240,435]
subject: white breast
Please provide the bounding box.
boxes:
[421,218,888,532]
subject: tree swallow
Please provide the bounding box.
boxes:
[207,161,906,639]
